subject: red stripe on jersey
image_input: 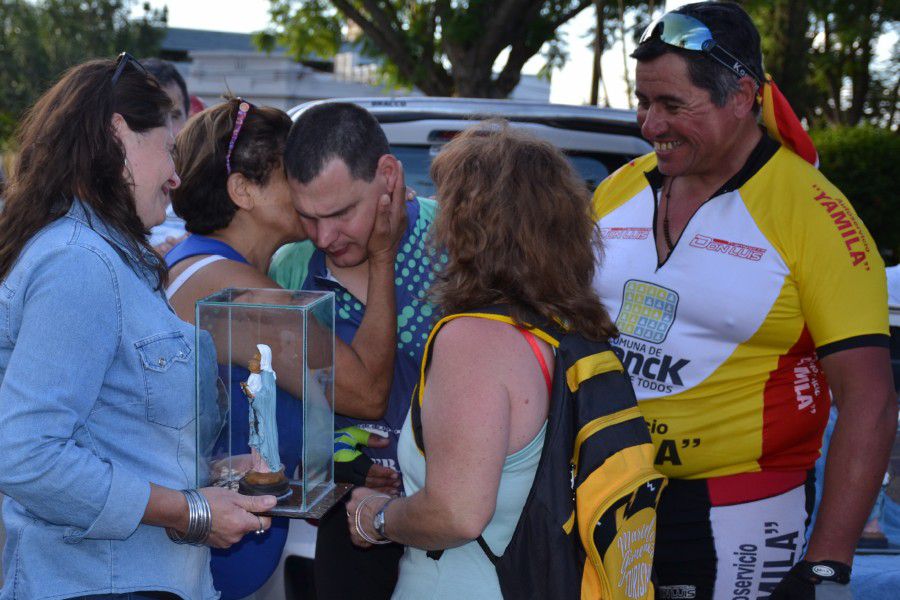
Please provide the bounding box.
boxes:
[707,470,808,506]
[759,326,830,472]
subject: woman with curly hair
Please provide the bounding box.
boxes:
[346,122,617,599]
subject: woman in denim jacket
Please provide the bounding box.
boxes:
[0,57,273,599]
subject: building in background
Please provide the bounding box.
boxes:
[159,28,550,110]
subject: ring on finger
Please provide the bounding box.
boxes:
[255,515,265,535]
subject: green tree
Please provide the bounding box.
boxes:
[742,0,899,128]
[812,126,900,259]
[589,0,613,106]
[584,1,657,108]
[259,0,599,98]
[0,0,167,145]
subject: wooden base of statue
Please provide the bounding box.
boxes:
[239,466,292,501]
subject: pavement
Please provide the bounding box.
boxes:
[853,552,900,599]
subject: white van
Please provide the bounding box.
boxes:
[288,96,651,197]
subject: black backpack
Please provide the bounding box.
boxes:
[410,306,667,599]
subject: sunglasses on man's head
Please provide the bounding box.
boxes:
[111,52,149,87]
[639,12,761,87]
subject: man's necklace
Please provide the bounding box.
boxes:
[662,176,677,251]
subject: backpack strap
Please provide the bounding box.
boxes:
[410,306,560,457]
[518,328,552,396]
[464,329,550,564]
[413,306,558,563]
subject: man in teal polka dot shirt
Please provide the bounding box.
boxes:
[271,199,437,465]
[270,102,440,599]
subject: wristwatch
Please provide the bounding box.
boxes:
[373,497,396,539]
[794,560,852,585]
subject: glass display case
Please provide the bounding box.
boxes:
[194,288,349,518]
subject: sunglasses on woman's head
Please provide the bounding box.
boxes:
[639,12,761,87]
[111,52,149,87]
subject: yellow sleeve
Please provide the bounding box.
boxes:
[591,153,657,220]
[742,148,888,351]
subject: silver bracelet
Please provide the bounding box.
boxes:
[166,489,212,546]
[354,494,392,545]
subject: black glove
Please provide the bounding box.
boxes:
[769,560,852,600]
[333,452,374,486]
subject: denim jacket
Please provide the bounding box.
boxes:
[0,200,218,599]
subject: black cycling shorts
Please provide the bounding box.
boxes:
[654,470,815,600]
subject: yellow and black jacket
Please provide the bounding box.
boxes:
[410,306,667,599]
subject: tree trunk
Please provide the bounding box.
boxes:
[322,0,594,98]
[590,1,607,106]
[886,74,900,129]
[820,16,844,125]
[452,64,508,98]
[618,0,633,108]
[767,0,812,121]
[847,2,878,126]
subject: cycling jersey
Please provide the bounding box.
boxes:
[592,136,889,481]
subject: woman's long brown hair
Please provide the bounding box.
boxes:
[429,122,616,340]
[0,59,172,287]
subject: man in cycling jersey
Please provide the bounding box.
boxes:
[592,3,896,599]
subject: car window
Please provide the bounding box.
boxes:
[391,146,439,198]
[566,154,610,191]
[390,144,629,198]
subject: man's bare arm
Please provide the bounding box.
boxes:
[806,345,897,563]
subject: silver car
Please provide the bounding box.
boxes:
[287,96,651,196]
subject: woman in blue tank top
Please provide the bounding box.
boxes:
[164,98,409,598]
[346,123,618,599]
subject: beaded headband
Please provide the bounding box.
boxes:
[225,100,252,175]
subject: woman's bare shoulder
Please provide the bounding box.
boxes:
[432,316,527,366]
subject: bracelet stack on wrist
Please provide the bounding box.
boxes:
[166,489,212,546]
[354,494,393,545]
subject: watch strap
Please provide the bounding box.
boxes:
[794,560,851,585]
[374,497,398,538]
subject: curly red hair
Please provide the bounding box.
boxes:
[429,122,616,340]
